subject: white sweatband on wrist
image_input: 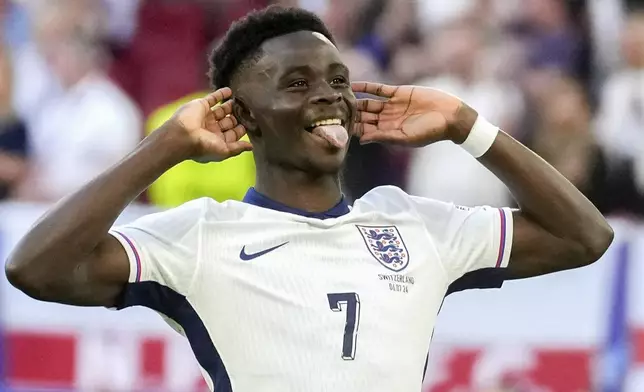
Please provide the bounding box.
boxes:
[460,115,499,158]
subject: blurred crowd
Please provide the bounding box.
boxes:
[1,0,643,218]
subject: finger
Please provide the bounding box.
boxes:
[359,130,406,145]
[356,99,386,113]
[218,115,238,131]
[223,124,247,143]
[212,100,233,120]
[226,141,253,158]
[212,100,233,119]
[352,122,379,138]
[231,124,247,140]
[204,87,233,107]
[357,110,379,124]
[211,103,228,120]
[352,82,398,98]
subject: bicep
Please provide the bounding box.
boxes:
[69,235,130,307]
[506,211,587,279]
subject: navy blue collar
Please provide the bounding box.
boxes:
[242,187,350,220]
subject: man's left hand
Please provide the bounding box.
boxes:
[351,82,470,147]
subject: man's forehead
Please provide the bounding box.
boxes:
[260,30,338,55]
[311,32,334,46]
[235,31,343,89]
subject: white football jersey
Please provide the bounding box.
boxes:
[109,186,513,392]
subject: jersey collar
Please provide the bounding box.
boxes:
[243,187,350,220]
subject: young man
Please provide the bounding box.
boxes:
[6,6,613,392]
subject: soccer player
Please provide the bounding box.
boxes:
[6,6,613,392]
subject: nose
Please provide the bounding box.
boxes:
[309,87,343,106]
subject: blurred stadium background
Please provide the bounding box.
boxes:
[1,0,644,391]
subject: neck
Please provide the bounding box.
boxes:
[254,165,343,213]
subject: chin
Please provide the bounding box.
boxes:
[306,150,347,175]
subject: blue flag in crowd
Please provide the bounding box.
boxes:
[599,241,631,392]
[0,229,5,392]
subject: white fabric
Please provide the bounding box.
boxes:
[11,43,62,128]
[460,115,499,158]
[417,0,475,30]
[636,150,644,193]
[109,186,513,392]
[28,73,141,200]
[110,199,201,292]
[587,0,626,73]
[297,0,328,14]
[595,70,644,162]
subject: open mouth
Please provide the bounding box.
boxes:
[304,117,350,149]
[304,118,346,132]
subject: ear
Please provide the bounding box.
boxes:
[233,97,260,136]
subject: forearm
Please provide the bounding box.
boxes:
[6,127,189,283]
[450,104,613,257]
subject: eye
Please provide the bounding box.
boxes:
[288,80,308,88]
[331,76,348,85]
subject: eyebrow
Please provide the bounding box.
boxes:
[280,62,350,77]
[281,65,314,76]
[329,62,350,74]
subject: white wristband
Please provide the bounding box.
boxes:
[459,115,499,158]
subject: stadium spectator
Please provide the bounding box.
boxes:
[530,76,597,189]
[9,1,66,129]
[528,74,644,217]
[9,0,104,125]
[0,40,27,200]
[516,0,585,76]
[15,25,141,201]
[595,11,644,166]
[323,0,418,69]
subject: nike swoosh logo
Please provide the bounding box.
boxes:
[240,242,289,261]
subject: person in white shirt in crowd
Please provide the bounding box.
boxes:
[595,11,644,192]
[9,0,65,128]
[9,0,105,125]
[16,25,141,201]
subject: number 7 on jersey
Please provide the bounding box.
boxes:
[327,292,361,360]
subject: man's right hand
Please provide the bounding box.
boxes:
[167,87,253,163]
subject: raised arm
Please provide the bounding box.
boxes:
[352,82,614,280]
[5,88,251,307]
[451,104,613,278]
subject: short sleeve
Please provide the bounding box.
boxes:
[409,196,513,285]
[109,199,205,301]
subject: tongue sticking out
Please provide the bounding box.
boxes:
[311,125,349,149]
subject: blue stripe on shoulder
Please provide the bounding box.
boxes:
[118,281,231,392]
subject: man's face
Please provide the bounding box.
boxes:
[233,31,356,175]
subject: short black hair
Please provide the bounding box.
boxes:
[208,5,336,89]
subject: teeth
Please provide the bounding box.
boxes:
[310,118,342,128]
